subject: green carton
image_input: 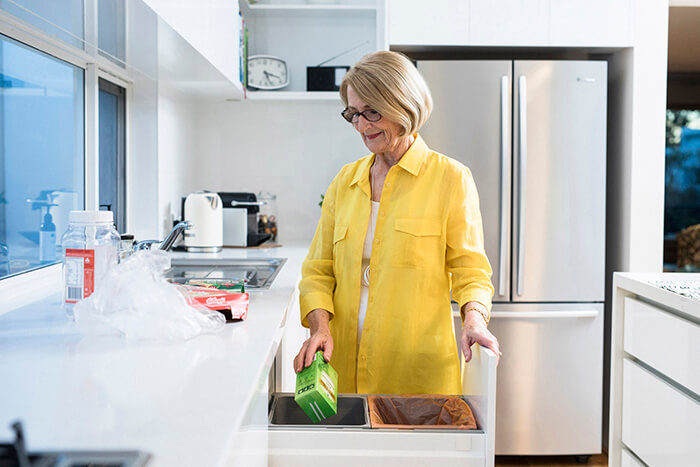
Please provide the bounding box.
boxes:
[295,351,338,423]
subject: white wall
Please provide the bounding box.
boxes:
[190,99,367,242]
[626,1,668,271]
[157,82,200,238]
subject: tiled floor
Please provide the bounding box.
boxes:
[495,454,608,466]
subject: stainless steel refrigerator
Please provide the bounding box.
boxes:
[418,60,607,457]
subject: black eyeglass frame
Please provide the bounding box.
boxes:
[341,107,382,124]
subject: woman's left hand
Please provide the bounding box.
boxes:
[461,307,500,364]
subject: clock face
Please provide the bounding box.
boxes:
[247,55,289,90]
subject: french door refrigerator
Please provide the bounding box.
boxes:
[418,60,607,456]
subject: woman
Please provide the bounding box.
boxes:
[294,51,499,395]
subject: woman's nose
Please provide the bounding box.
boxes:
[354,117,370,132]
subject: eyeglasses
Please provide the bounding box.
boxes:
[341,107,382,124]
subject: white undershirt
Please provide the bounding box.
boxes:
[357,201,380,345]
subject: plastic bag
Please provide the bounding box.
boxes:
[73,250,225,340]
[367,395,477,430]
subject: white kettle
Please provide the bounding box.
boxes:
[184,191,223,252]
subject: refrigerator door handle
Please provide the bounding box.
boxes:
[499,75,509,297]
[490,310,600,319]
[516,75,527,297]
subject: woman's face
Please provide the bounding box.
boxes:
[346,86,405,156]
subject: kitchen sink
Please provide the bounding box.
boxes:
[164,257,286,290]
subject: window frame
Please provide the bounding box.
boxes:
[0,4,134,296]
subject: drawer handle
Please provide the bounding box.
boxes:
[490,310,600,319]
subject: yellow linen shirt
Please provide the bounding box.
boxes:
[299,134,493,394]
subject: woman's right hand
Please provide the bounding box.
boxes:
[293,308,333,373]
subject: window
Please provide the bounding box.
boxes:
[99,78,126,232]
[664,109,700,271]
[0,0,84,49]
[0,33,85,278]
[98,0,126,66]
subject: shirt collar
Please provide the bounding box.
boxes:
[349,133,428,188]
[397,133,428,177]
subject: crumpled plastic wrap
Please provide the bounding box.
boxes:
[368,395,477,430]
[73,250,225,340]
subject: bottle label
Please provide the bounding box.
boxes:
[64,249,95,303]
[39,231,56,262]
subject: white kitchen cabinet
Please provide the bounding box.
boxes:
[609,273,700,467]
[621,359,699,467]
[469,0,549,46]
[389,0,470,46]
[143,0,244,95]
[623,296,699,394]
[549,0,632,47]
[388,0,632,47]
[239,0,388,99]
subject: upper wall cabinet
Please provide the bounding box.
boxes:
[388,0,632,48]
[389,0,470,46]
[143,0,244,98]
[239,0,388,100]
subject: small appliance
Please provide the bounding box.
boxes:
[183,191,223,252]
[218,192,271,247]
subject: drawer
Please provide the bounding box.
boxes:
[621,359,700,467]
[623,297,700,394]
[269,344,498,467]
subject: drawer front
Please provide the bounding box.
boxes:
[623,297,699,395]
[621,449,644,467]
[621,359,700,467]
[269,430,485,467]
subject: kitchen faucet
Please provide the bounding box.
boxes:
[134,221,192,252]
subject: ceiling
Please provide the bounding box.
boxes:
[668,7,700,72]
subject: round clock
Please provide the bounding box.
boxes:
[247,55,289,90]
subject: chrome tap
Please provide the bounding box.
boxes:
[134,221,192,252]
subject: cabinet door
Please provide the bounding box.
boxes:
[550,0,632,47]
[469,0,549,46]
[388,0,469,46]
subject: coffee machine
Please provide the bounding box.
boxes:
[217,192,271,247]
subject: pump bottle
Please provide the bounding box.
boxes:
[39,207,56,262]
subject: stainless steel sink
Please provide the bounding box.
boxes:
[164,257,286,289]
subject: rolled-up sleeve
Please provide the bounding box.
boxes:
[445,167,494,322]
[299,175,339,328]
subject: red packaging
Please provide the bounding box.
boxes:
[176,284,249,321]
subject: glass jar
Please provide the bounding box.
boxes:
[119,233,135,261]
[257,191,278,242]
[61,210,120,313]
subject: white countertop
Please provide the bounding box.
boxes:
[0,243,309,466]
[613,272,700,320]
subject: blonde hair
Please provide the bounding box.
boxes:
[340,51,433,137]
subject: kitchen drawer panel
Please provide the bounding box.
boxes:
[269,430,485,467]
[623,297,699,394]
[621,359,700,467]
[620,449,645,467]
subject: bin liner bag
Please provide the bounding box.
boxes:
[368,395,477,430]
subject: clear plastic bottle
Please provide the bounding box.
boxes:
[61,210,120,315]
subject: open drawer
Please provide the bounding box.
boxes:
[268,345,497,467]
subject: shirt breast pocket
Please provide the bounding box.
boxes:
[332,224,349,268]
[391,218,442,269]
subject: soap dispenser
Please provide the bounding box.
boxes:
[39,205,56,262]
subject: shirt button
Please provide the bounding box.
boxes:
[380,212,385,217]
[385,182,391,187]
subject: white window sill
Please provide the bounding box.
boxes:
[0,264,62,315]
